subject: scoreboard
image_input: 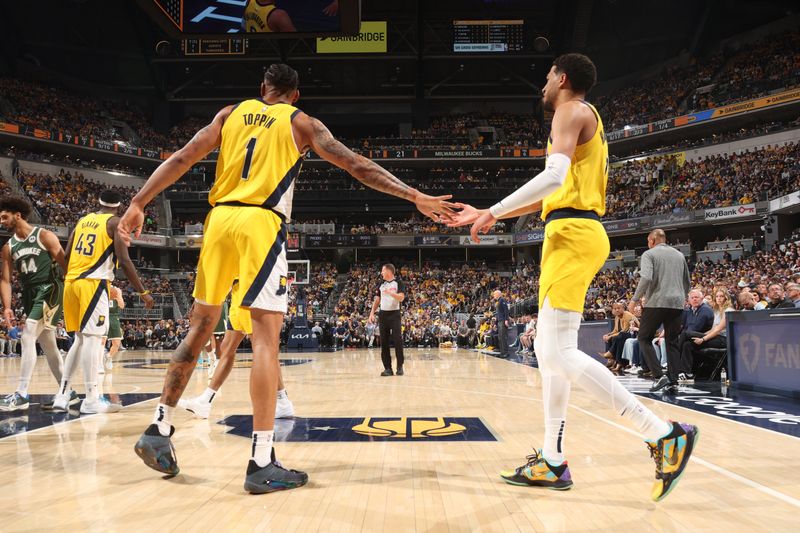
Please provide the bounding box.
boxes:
[181,38,247,56]
[453,20,525,53]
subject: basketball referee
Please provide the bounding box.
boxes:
[368,263,405,376]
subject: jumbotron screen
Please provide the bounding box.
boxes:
[143,0,360,38]
[453,19,524,52]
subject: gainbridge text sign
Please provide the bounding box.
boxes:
[317,21,387,53]
[704,203,756,221]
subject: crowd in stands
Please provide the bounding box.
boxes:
[595,30,799,129]
[15,168,159,230]
[645,142,800,214]
[697,30,800,112]
[594,53,724,129]
[3,146,152,177]
[614,117,800,161]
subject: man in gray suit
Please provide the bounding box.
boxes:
[628,229,691,393]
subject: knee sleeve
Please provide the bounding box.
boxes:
[534,298,592,382]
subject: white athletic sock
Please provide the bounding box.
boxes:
[535,298,671,444]
[81,335,101,401]
[277,388,288,400]
[540,371,570,464]
[200,387,217,404]
[38,328,64,384]
[251,430,274,467]
[58,333,84,396]
[17,319,43,397]
[153,403,174,436]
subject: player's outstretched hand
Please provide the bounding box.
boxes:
[141,293,155,309]
[414,193,456,222]
[442,202,485,227]
[3,308,14,329]
[117,204,145,246]
[469,210,498,244]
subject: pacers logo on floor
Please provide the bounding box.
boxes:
[219,416,497,442]
[352,417,466,438]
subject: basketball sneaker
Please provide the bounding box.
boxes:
[244,459,308,494]
[135,424,179,477]
[80,396,122,414]
[105,354,113,370]
[178,395,212,419]
[43,390,80,410]
[647,421,700,502]
[500,449,573,490]
[275,397,295,419]
[0,392,29,412]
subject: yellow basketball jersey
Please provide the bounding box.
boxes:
[541,101,608,220]
[243,0,277,32]
[209,100,304,219]
[66,213,115,281]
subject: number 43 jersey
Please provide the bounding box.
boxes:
[9,226,58,287]
[66,212,115,282]
[208,100,305,220]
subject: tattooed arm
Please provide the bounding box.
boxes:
[293,113,454,220]
[117,106,233,242]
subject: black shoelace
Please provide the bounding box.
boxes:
[647,443,664,479]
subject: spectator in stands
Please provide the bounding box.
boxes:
[600,301,636,371]
[765,282,795,309]
[787,283,800,308]
[333,321,348,350]
[517,316,536,355]
[736,289,758,310]
[689,289,734,376]
[676,289,715,382]
[7,322,22,356]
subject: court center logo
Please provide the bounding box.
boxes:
[219,416,497,442]
[352,417,466,438]
[737,333,760,374]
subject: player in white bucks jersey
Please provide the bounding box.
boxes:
[0,196,77,411]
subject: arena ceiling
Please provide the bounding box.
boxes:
[0,0,797,105]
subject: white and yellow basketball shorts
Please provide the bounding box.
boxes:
[63,278,110,336]
[538,218,610,313]
[194,205,289,314]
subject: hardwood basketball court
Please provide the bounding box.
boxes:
[0,348,798,531]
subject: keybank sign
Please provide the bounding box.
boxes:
[704,203,756,221]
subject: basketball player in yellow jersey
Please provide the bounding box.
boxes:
[119,64,453,492]
[241,0,295,32]
[445,54,698,502]
[51,190,154,414]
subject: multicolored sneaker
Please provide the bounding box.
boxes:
[500,449,573,490]
[0,392,29,412]
[647,421,700,502]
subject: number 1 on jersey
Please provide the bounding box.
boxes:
[242,137,257,180]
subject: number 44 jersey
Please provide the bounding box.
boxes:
[10,226,59,287]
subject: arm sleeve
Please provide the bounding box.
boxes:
[489,153,571,218]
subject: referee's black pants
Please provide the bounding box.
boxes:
[379,310,404,370]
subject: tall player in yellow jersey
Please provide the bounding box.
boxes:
[119,64,453,492]
[51,190,154,414]
[446,54,698,502]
